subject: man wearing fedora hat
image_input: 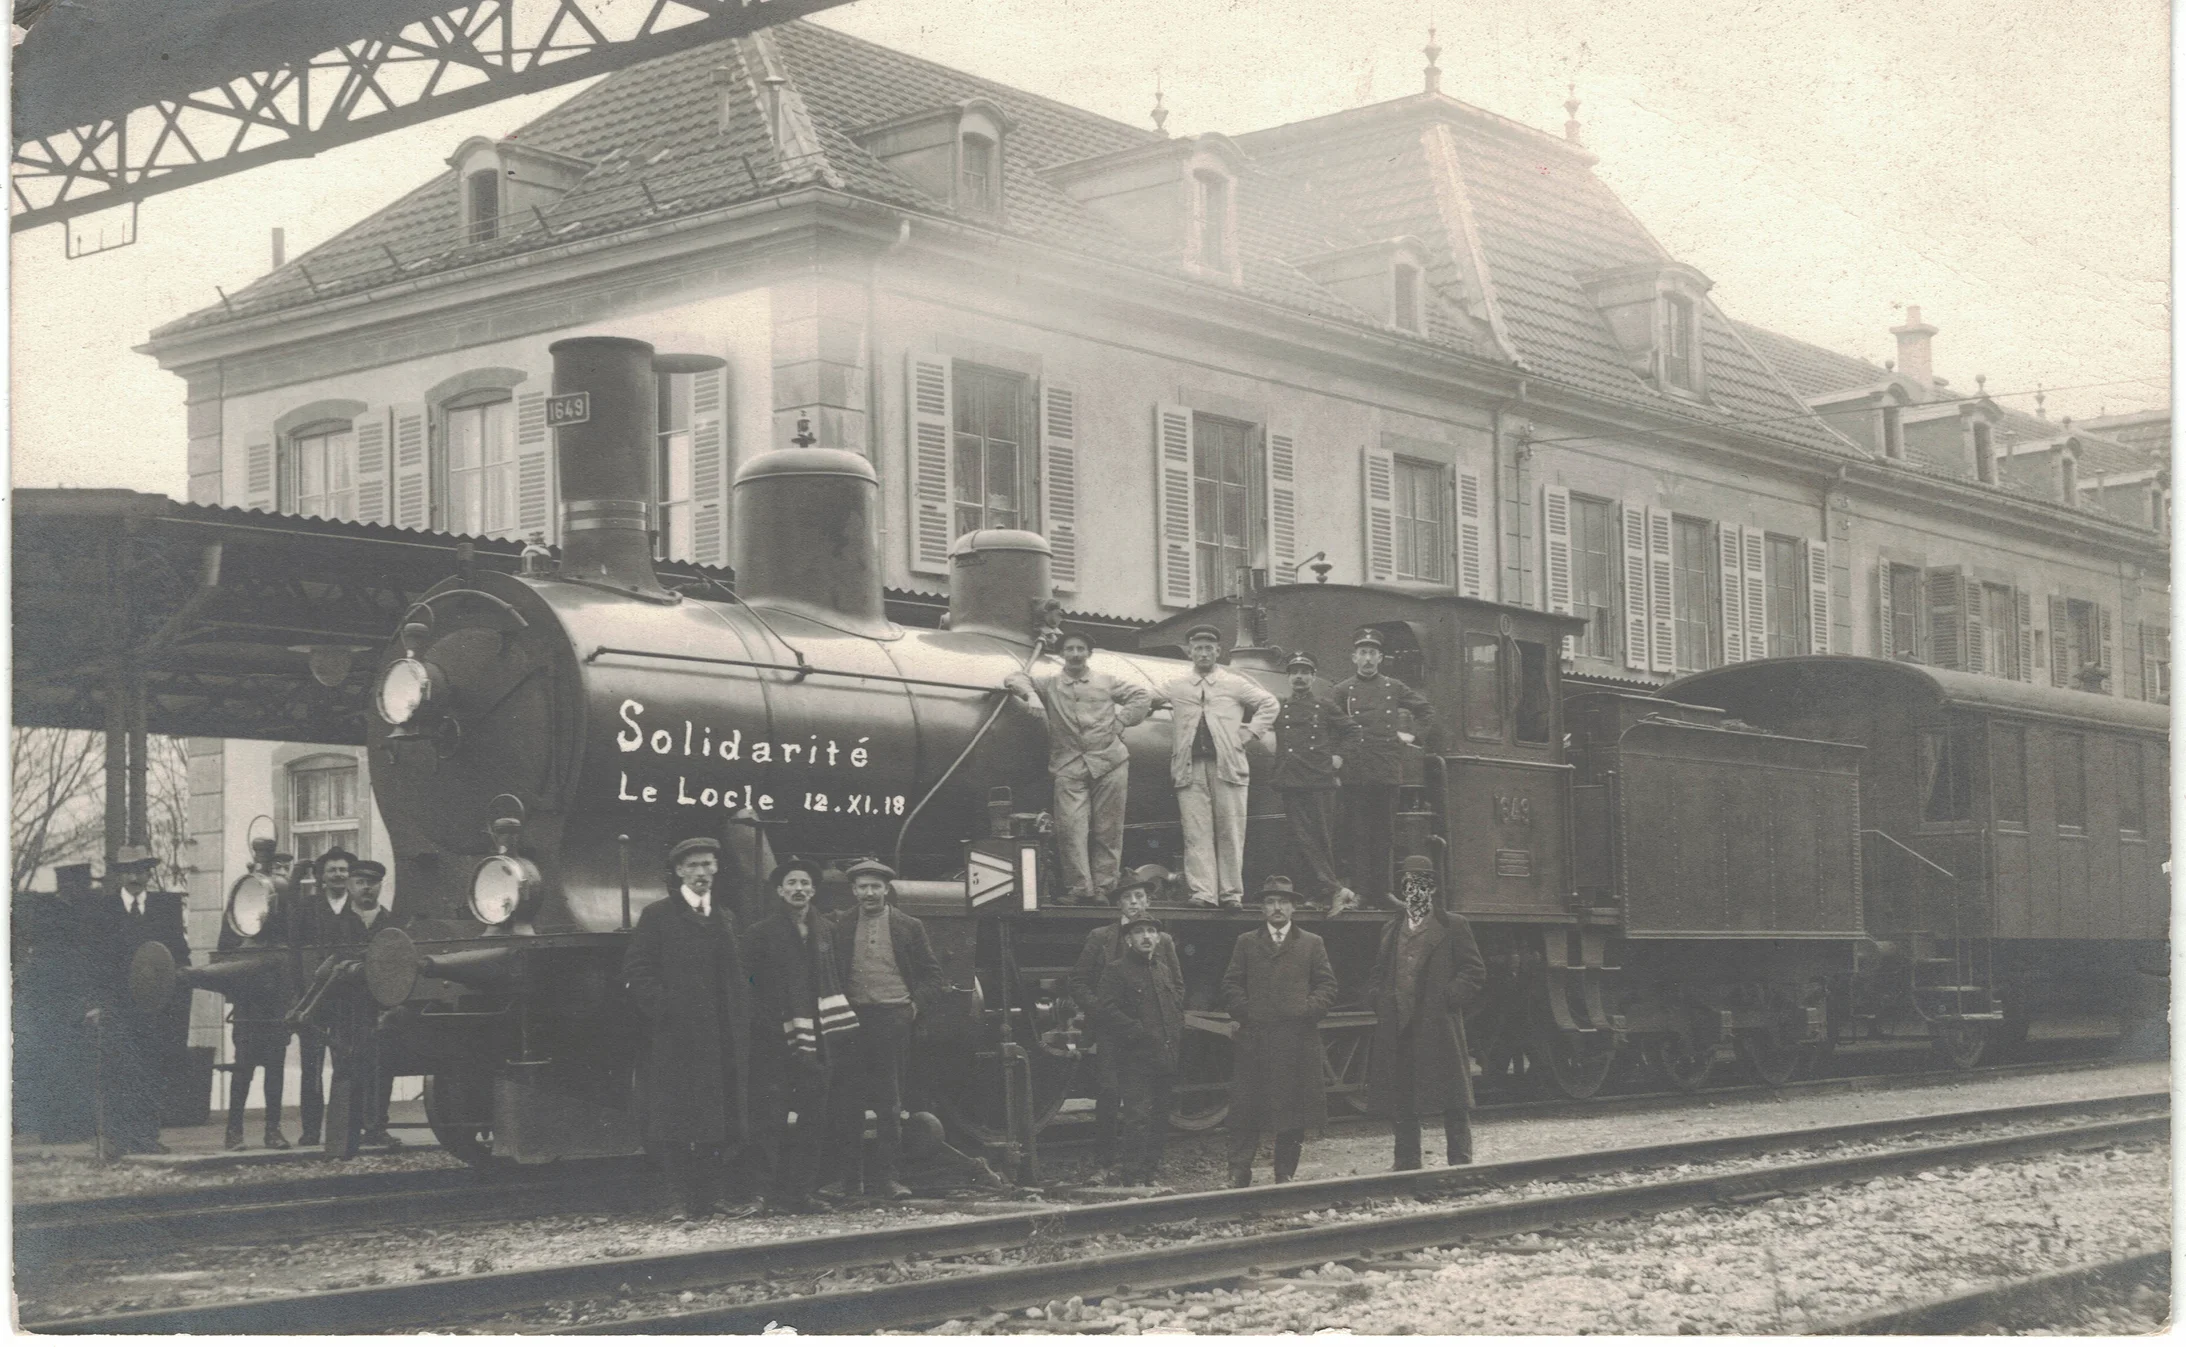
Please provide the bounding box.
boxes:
[1273,651,1358,916]
[1155,623,1279,909]
[1069,864,1180,1177]
[823,858,943,1200]
[1220,876,1339,1186]
[622,836,756,1221]
[85,844,185,1155]
[1364,855,1485,1168]
[1333,628,1435,910]
[1093,914,1185,1186]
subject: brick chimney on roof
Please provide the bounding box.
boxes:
[1890,305,1938,385]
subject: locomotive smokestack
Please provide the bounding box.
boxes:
[948,529,1053,642]
[548,336,667,597]
[732,445,892,635]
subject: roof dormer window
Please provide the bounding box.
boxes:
[1577,261,1714,400]
[854,98,1013,219]
[1194,168,1231,272]
[1663,295,1697,391]
[2060,452,2078,504]
[960,132,997,213]
[1972,421,1996,483]
[1880,404,1904,459]
[1393,262,1422,333]
[466,169,501,243]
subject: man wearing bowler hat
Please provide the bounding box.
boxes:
[823,858,943,1200]
[1093,914,1185,1186]
[1273,651,1358,916]
[622,836,755,1221]
[1069,864,1179,1178]
[1333,628,1435,910]
[1220,876,1338,1186]
[1364,855,1485,1168]
[1155,622,1279,909]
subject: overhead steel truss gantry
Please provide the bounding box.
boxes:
[10,0,856,233]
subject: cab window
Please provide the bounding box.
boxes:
[1513,639,1551,745]
[1462,632,1504,741]
[1918,724,1974,823]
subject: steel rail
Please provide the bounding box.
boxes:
[1813,1249,2171,1335]
[584,1114,2168,1335]
[23,1094,2165,1335]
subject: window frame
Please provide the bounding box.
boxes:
[1887,562,1924,662]
[2053,731,2088,832]
[950,361,1036,541]
[1569,493,1620,662]
[1916,722,1976,826]
[289,757,361,865]
[466,168,501,244]
[1670,515,1721,674]
[1189,411,1262,603]
[1460,629,1506,744]
[1981,582,2019,680]
[1389,454,1450,584]
[1991,722,2028,827]
[282,417,358,522]
[439,388,518,538]
[656,371,695,562]
[1762,532,1809,658]
[959,132,998,213]
[1392,262,1422,333]
[1971,421,1996,483]
[1879,404,1904,460]
[1194,168,1231,273]
[1662,294,1698,392]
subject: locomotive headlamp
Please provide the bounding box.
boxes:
[375,657,436,726]
[225,872,278,939]
[469,854,539,927]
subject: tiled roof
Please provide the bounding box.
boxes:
[2079,410,2170,465]
[1733,321,1891,400]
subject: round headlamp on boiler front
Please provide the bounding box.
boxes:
[225,872,279,939]
[469,853,540,927]
[374,656,439,727]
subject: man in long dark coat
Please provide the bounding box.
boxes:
[1364,854,1486,1168]
[83,846,186,1156]
[1220,876,1339,1186]
[622,837,755,1221]
[742,858,855,1213]
[1093,915,1185,1186]
[1068,864,1179,1178]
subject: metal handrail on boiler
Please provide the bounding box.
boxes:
[583,645,1002,695]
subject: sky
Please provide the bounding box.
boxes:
[7,0,2171,495]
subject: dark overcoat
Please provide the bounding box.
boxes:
[1093,947,1186,1073]
[1070,922,1181,1090]
[1363,911,1486,1113]
[1220,926,1339,1134]
[622,894,753,1151]
[745,906,846,1064]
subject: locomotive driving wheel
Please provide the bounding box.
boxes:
[423,1072,502,1168]
[1736,991,1810,1088]
[1167,1018,1234,1132]
[1642,1034,1714,1092]
[1933,1021,1990,1070]
[1529,1000,1617,1100]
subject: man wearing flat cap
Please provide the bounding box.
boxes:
[1092,914,1185,1186]
[743,858,854,1213]
[1333,628,1435,910]
[1273,651,1358,916]
[623,837,755,1221]
[295,846,359,1147]
[338,860,408,1148]
[1005,627,1153,905]
[1220,876,1338,1186]
[1155,623,1279,909]
[823,858,943,1200]
[1069,864,1180,1177]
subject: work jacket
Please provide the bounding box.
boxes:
[1004,665,1153,780]
[1160,666,1279,788]
[1332,673,1435,785]
[745,904,856,1062]
[828,905,946,1017]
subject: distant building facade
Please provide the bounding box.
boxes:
[141,23,2169,1056]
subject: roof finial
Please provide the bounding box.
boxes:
[1975,374,1987,394]
[2035,384,2048,419]
[1151,69,1169,137]
[1423,26,1442,94]
[1564,83,1583,145]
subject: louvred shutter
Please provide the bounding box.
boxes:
[1645,507,1675,673]
[1721,527,1748,663]
[907,355,954,577]
[245,441,275,512]
[2097,604,2115,691]
[1456,469,1484,599]
[2014,589,2034,683]
[1927,568,1967,671]
[1874,563,1893,661]
[1621,502,1650,670]
[2048,595,2069,687]
[1362,445,1397,583]
[690,368,727,566]
[1264,419,1298,585]
[515,391,552,544]
[1804,538,1830,654]
[1738,527,1766,664]
[1154,404,1197,607]
[391,405,429,530]
[1541,484,1570,655]
[1043,382,1080,592]
[354,409,390,525]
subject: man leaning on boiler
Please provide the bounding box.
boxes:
[1005,627,1153,904]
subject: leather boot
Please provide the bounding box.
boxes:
[225,1116,247,1151]
[1392,1115,1423,1171]
[1273,1131,1303,1183]
[1444,1109,1474,1166]
[263,1126,292,1150]
[1228,1165,1253,1188]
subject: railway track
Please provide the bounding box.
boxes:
[1815,1249,2171,1335]
[24,1091,2165,1334]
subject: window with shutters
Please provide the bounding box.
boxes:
[2063,599,2097,681]
[1993,724,2027,825]
[466,170,500,243]
[1571,495,1618,661]
[1981,583,2019,679]
[443,393,517,537]
[291,758,360,864]
[1193,414,1260,601]
[1763,533,1808,657]
[1671,516,1720,673]
[1391,456,1448,583]
[952,363,1032,538]
[2055,733,2086,830]
[656,373,695,562]
[2143,625,2170,704]
[959,133,998,213]
[1917,724,1975,824]
[1888,563,1924,660]
[283,421,357,521]
[2118,739,2146,835]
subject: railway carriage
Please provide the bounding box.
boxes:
[146,333,2165,1168]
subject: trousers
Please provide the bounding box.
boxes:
[662,1141,724,1216]
[1093,1086,1120,1165]
[750,1044,832,1200]
[1282,788,1343,901]
[1177,758,1250,904]
[1115,1058,1175,1179]
[225,1040,289,1139]
[1054,763,1130,900]
[1342,783,1400,906]
[297,1027,329,1141]
[831,1002,913,1187]
[1227,1124,1303,1180]
[1389,1022,1472,1167]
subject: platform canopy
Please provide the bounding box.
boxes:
[11,0,855,232]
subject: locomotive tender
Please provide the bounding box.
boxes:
[180,335,2165,1165]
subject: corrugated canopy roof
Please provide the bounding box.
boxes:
[1664,655,2170,735]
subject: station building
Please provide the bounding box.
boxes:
[138,20,2170,1059]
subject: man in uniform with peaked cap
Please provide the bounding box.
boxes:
[1333,627,1435,910]
[622,836,755,1220]
[1273,650,1358,916]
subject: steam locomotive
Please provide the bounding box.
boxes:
[154,335,2168,1165]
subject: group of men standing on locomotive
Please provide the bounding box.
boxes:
[1005,622,1435,916]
